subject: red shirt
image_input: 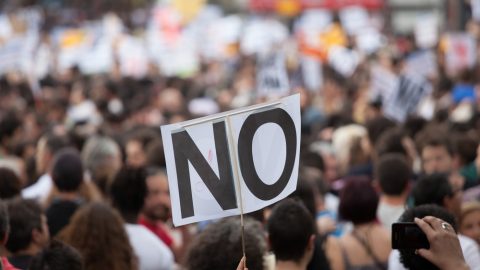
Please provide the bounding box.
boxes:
[2,257,20,270]
[138,217,174,248]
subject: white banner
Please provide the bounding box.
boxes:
[161,94,301,226]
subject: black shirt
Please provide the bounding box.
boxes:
[46,198,82,236]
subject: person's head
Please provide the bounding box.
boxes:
[375,128,417,169]
[412,173,461,218]
[146,139,166,168]
[420,136,453,174]
[29,240,83,270]
[6,198,50,255]
[81,136,122,195]
[185,217,266,270]
[459,201,480,245]
[365,116,396,147]
[451,134,478,168]
[143,168,171,222]
[125,128,158,168]
[110,166,147,222]
[332,124,368,175]
[0,111,22,153]
[35,133,70,176]
[51,148,84,193]
[339,177,379,225]
[0,167,21,199]
[398,204,456,270]
[0,200,9,245]
[58,203,137,270]
[267,199,315,265]
[375,153,411,197]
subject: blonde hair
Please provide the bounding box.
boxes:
[460,201,480,226]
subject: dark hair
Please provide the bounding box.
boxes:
[125,127,159,150]
[300,149,325,172]
[375,127,408,158]
[398,204,456,270]
[339,177,379,225]
[6,199,43,253]
[29,240,83,270]
[0,111,21,142]
[43,133,71,155]
[365,116,396,146]
[110,166,147,218]
[0,167,21,199]
[452,134,478,166]
[185,217,266,270]
[412,174,453,207]
[289,175,318,218]
[375,154,411,196]
[146,139,166,168]
[267,199,315,262]
[418,133,453,157]
[0,200,8,243]
[51,148,84,192]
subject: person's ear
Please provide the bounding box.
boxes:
[443,196,454,213]
[31,228,44,245]
[307,234,316,251]
[2,230,9,246]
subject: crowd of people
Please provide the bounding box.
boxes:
[1,1,480,270]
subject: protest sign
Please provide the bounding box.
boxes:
[444,33,476,76]
[240,18,288,56]
[117,35,149,78]
[472,0,480,22]
[404,50,437,79]
[161,94,301,226]
[369,65,398,105]
[339,6,370,35]
[301,55,323,92]
[328,46,360,77]
[256,51,290,97]
[383,74,432,122]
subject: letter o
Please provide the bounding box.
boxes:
[238,108,297,200]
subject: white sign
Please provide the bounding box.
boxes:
[405,50,437,79]
[301,55,323,92]
[328,46,360,77]
[161,94,301,226]
[383,74,432,122]
[445,33,476,76]
[256,52,290,98]
[117,35,149,78]
[472,0,480,22]
[339,6,369,35]
[369,65,398,104]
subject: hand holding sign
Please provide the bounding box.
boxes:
[161,94,300,226]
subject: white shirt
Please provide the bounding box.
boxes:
[377,201,405,230]
[125,224,174,270]
[21,174,53,202]
[388,234,480,270]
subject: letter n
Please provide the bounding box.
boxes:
[172,121,237,218]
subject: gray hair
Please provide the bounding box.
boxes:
[81,136,121,179]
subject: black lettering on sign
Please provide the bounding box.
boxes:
[238,108,297,200]
[172,121,237,218]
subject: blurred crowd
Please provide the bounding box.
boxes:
[1,1,480,270]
